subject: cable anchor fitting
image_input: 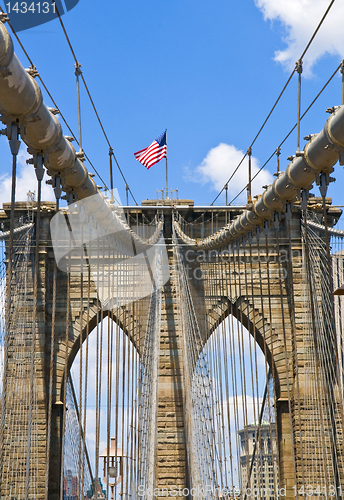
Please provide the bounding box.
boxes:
[8,122,21,156]
[301,190,309,211]
[274,213,280,230]
[285,203,292,222]
[27,152,45,181]
[61,192,74,205]
[52,175,62,201]
[319,172,335,198]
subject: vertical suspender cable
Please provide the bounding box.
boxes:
[109,147,114,203]
[247,148,252,204]
[235,242,251,483]
[75,62,83,154]
[45,198,59,500]
[320,190,343,499]
[221,252,235,490]
[106,237,112,500]
[276,147,280,175]
[78,225,84,500]
[302,206,331,490]
[275,224,299,497]
[285,209,306,485]
[296,60,303,152]
[341,60,344,106]
[0,124,20,482]
[94,227,101,495]
[81,261,91,495]
[25,154,43,498]
[264,232,280,495]
[251,235,269,481]
[59,210,72,500]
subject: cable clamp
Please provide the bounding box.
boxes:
[304,134,316,141]
[48,107,59,116]
[326,106,340,114]
[295,59,303,74]
[74,61,82,76]
[25,64,39,78]
[0,13,9,23]
[75,151,85,161]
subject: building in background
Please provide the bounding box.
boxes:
[238,421,278,500]
[63,470,78,500]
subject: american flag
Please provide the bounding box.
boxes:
[134,131,167,169]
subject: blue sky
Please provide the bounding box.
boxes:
[1,0,344,214]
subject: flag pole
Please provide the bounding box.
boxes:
[165,129,168,199]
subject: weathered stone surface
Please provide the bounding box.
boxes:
[1,202,343,500]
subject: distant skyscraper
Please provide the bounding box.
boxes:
[238,421,278,500]
[63,470,78,500]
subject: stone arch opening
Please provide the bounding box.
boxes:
[64,314,141,499]
[190,312,279,496]
[206,298,280,398]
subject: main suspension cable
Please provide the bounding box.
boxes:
[228,61,342,206]
[0,7,110,192]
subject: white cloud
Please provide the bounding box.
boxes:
[224,395,263,431]
[254,0,344,74]
[194,143,273,204]
[0,148,55,208]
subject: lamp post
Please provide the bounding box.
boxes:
[99,438,124,500]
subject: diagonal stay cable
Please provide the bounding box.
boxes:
[51,1,138,205]
[211,0,337,205]
[299,0,336,63]
[228,61,341,206]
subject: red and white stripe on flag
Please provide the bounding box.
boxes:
[134,132,167,169]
